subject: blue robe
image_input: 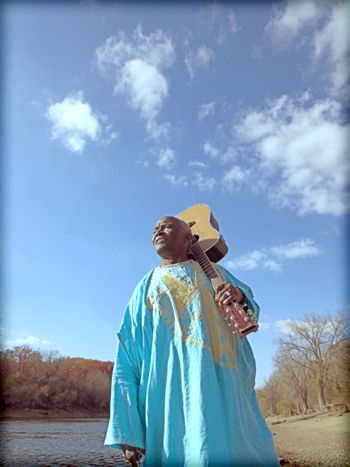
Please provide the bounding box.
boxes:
[105,259,279,466]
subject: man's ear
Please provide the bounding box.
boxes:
[186,233,193,250]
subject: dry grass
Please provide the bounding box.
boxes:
[268,412,350,466]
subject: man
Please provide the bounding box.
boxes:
[105,216,279,466]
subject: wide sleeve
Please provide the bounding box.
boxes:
[104,275,151,450]
[215,264,260,323]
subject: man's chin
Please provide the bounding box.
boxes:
[155,243,169,256]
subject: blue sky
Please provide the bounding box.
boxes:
[2,1,349,388]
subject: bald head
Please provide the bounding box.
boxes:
[152,216,193,265]
[165,216,192,233]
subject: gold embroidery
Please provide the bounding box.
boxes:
[147,263,236,369]
[161,272,196,322]
[196,270,236,368]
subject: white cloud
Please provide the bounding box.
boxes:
[100,124,119,145]
[146,120,170,141]
[265,0,320,45]
[221,145,237,163]
[198,101,216,120]
[203,141,219,158]
[185,45,215,80]
[226,250,267,271]
[258,319,307,334]
[222,165,250,192]
[96,24,175,140]
[164,173,188,187]
[225,237,321,272]
[203,140,237,164]
[195,46,215,66]
[234,94,350,216]
[46,92,115,153]
[157,147,175,169]
[96,24,175,71]
[312,1,350,95]
[116,58,168,121]
[274,319,307,335]
[265,1,350,96]
[4,335,51,348]
[271,238,322,259]
[258,321,275,331]
[227,11,241,34]
[263,259,282,272]
[188,160,207,168]
[195,3,238,44]
[192,172,216,191]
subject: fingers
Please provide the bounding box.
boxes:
[215,282,243,306]
[121,445,145,466]
[127,454,138,467]
[215,282,226,293]
[215,282,232,304]
[125,451,142,467]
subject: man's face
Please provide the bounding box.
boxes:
[152,216,192,260]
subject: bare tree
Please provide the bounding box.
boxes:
[277,311,348,409]
[274,349,311,414]
[261,371,281,416]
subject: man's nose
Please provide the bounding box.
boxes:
[153,226,164,241]
[155,226,165,235]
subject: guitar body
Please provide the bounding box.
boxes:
[176,204,228,262]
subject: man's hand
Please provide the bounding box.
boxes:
[215,282,244,308]
[121,444,145,467]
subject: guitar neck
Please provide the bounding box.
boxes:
[189,227,259,339]
[190,240,223,290]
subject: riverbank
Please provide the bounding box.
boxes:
[270,411,350,466]
[2,409,350,466]
[0,408,109,421]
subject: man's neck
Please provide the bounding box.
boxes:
[160,255,189,267]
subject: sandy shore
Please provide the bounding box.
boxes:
[270,411,350,466]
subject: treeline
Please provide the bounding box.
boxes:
[1,311,349,418]
[257,310,350,417]
[0,346,113,414]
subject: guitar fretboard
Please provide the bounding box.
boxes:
[190,239,223,290]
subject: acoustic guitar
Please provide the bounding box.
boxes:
[176,204,259,339]
[176,203,228,262]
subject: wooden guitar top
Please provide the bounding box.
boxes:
[176,204,228,262]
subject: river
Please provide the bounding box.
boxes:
[0,419,130,466]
